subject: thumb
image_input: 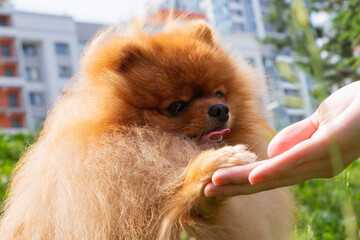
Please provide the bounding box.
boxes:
[268,113,319,158]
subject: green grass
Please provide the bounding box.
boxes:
[0,133,359,238]
[291,160,360,239]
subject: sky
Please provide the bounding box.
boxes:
[11,0,150,24]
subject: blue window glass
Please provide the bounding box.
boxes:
[1,44,11,57]
[11,119,21,128]
[8,94,18,107]
[55,43,69,55]
[23,44,37,56]
[233,22,245,31]
[59,66,71,78]
[29,92,44,106]
[25,67,40,81]
[4,68,14,77]
[0,19,7,26]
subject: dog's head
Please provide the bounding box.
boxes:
[81,20,262,143]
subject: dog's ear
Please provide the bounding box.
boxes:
[119,44,147,73]
[186,21,215,46]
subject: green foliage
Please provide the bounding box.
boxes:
[263,0,360,102]
[282,96,304,108]
[291,160,360,239]
[325,0,360,83]
[0,133,36,204]
[268,0,324,81]
[277,61,299,83]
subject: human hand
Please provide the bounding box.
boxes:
[204,81,360,197]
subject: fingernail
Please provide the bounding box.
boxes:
[205,191,217,197]
[249,176,266,185]
[212,170,230,185]
[204,184,217,197]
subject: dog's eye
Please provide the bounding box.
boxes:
[167,101,187,115]
[214,91,223,98]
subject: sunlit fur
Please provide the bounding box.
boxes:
[0,20,294,239]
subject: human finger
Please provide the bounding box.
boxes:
[211,156,334,192]
[249,133,329,184]
[211,161,265,186]
[268,113,319,158]
[205,169,334,197]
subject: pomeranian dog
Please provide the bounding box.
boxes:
[0,20,294,239]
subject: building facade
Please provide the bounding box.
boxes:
[0,2,25,131]
[156,0,201,12]
[198,0,266,35]
[0,2,102,132]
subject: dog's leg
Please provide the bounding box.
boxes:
[159,145,257,239]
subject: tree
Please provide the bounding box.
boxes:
[0,133,35,204]
[324,0,360,84]
[263,0,360,101]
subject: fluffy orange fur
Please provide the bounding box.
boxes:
[0,20,294,239]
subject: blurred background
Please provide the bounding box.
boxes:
[0,0,359,132]
[0,0,359,239]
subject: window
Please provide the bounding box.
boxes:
[4,68,14,77]
[231,10,243,16]
[25,67,40,81]
[233,22,245,31]
[245,56,256,66]
[0,16,9,26]
[11,118,21,128]
[59,66,71,78]
[23,44,37,56]
[29,92,44,106]
[8,94,18,107]
[1,43,11,57]
[55,43,69,55]
[284,89,300,97]
[289,115,305,124]
[0,19,6,26]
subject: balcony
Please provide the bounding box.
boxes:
[0,128,28,134]
[0,76,24,87]
[0,106,26,115]
[286,108,306,116]
[0,25,16,37]
[0,55,17,64]
[280,81,300,90]
[276,62,299,84]
[282,96,304,109]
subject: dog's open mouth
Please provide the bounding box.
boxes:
[201,128,231,142]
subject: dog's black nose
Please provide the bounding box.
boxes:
[208,104,229,122]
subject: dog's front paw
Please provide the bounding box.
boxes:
[207,144,257,169]
[160,145,257,237]
[178,145,257,205]
[186,145,257,185]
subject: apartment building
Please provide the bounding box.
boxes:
[153,0,202,13]
[0,2,102,131]
[0,2,25,131]
[257,0,314,129]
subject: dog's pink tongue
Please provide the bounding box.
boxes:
[201,128,231,141]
